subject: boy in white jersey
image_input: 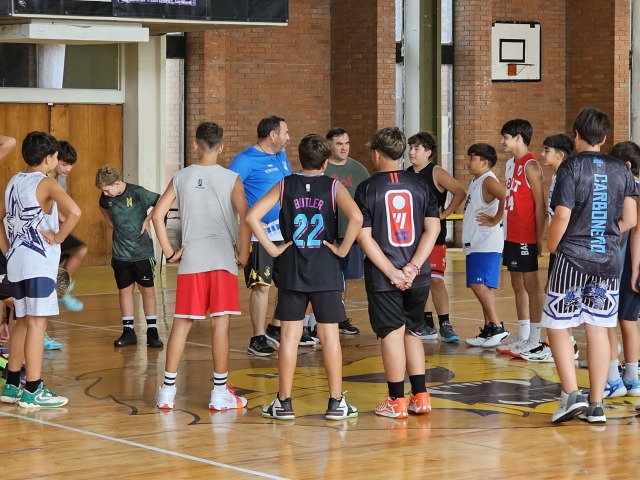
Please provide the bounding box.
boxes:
[154,122,250,412]
[0,131,81,408]
[519,134,576,363]
[462,144,509,348]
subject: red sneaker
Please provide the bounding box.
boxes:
[408,391,431,414]
[375,396,408,418]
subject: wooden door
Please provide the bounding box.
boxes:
[49,104,123,266]
[0,103,123,266]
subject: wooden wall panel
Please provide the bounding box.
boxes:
[50,104,123,266]
[0,104,50,187]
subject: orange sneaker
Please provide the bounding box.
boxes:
[408,391,431,414]
[375,396,408,418]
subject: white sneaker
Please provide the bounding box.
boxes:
[510,339,541,358]
[520,342,554,362]
[496,335,525,354]
[157,384,176,410]
[209,384,247,411]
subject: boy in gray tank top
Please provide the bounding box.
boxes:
[153,122,251,412]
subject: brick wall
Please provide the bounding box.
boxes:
[453,0,630,245]
[185,1,333,169]
[185,1,396,171]
[331,0,396,170]
[566,0,630,147]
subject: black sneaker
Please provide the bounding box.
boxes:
[465,324,492,347]
[481,322,509,348]
[326,394,358,420]
[338,318,360,335]
[262,396,295,420]
[439,322,460,343]
[310,326,320,344]
[114,328,137,347]
[247,335,275,356]
[146,327,164,348]
[409,323,438,340]
[299,327,317,346]
[265,324,281,347]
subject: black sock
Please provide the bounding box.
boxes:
[6,369,21,387]
[387,381,405,399]
[423,311,435,328]
[438,314,450,327]
[25,379,42,394]
[409,374,427,394]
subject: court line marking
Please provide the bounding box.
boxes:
[0,410,288,480]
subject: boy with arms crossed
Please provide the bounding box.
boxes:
[462,144,509,348]
[248,134,362,420]
[355,127,440,418]
[154,122,250,411]
[0,131,81,407]
[96,166,163,348]
[544,108,637,424]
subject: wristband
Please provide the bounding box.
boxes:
[406,262,420,275]
[167,251,176,261]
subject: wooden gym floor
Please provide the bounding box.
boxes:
[1,249,639,479]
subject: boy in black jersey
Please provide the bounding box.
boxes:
[355,127,440,418]
[543,108,637,424]
[247,134,362,420]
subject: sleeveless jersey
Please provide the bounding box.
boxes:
[274,174,342,292]
[5,172,60,282]
[407,163,447,245]
[355,170,440,292]
[172,164,240,275]
[462,171,503,254]
[504,152,539,243]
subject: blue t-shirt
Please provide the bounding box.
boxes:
[229,146,291,232]
[551,151,638,278]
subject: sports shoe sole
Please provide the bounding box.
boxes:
[325,411,359,421]
[481,332,510,348]
[339,329,359,335]
[375,410,408,419]
[0,395,20,404]
[247,347,275,357]
[551,403,588,423]
[264,333,281,348]
[442,336,459,343]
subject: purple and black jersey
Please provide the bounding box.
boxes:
[355,170,440,292]
[551,151,638,278]
[274,173,343,292]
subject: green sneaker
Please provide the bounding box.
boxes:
[18,383,68,408]
[1,383,23,404]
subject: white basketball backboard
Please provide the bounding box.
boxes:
[492,22,541,82]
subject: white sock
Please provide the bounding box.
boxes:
[528,323,542,344]
[608,360,620,382]
[213,372,228,393]
[308,312,317,330]
[303,314,310,327]
[623,362,638,382]
[518,319,530,340]
[163,371,177,387]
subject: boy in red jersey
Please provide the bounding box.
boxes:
[496,119,546,358]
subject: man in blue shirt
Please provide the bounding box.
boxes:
[230,116,291,356]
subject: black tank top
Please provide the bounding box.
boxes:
[274,174,343,292]
[408,163,447,245]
